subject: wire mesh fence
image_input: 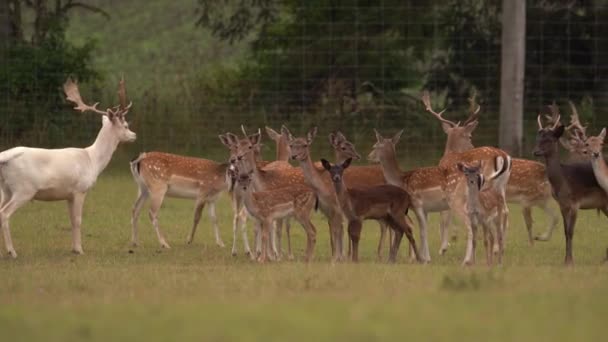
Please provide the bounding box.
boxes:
[1,1,607,166]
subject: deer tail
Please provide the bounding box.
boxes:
[488,155,512,181]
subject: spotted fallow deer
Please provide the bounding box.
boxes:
[328,131,392,259]
[422,93,512,266]
[282,126,346,261]
[421,91,557,245]
[368,130,454,260]
[232,128,327,261]
[0,77,136,258]
[232,169,317,263]
[457,161,507,266]
[321,158,422,263]
[129,151,233,251]
[533,112,608,265]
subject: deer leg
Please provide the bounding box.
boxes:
[239,207,252,257]
[439,210,451,255]
[495,215,503,265]
[285,218,294,260]
[377,221,387,261]
[130,188,148,247]
[67,192,87,255]
[498,206,509,253]
[459,212,475,266]
[187,197,205,245]
[481,222,492,266]
[270,221,279,261]
[275,218,283,257]
[230,194,241,256]
[207,202,225,247]
[522,206,534,246]
[296,215,317,263]
[412,207,431,262]
[536,202,559,242]
[258,221,270,263]
[329,212,344,262]
[348,220,362,263]
[562,208,577,266]
[388,229,404,263]
[0,192,32,258]
[148,187,170,249]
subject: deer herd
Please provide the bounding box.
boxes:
[0,77,606,267]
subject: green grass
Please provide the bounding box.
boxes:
[1,165,608,341]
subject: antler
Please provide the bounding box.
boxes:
[112,76,132,117]
[63,78,108,115]
[421,91,456,127]
[463,89,481,125]
[566,101,587,139]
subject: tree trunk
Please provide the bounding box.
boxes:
[0,0,9,51]
[499,0,526,156]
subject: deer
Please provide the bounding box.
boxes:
[327,131,395,259]
[129,151,233,252]
[580,128,608,195]
[0,77,136,258]
[533,110,608,265]
[421,91,558,245]
[368,130,455,260]
[231,168,317,263]
[320,158,422,263]
[457,161,507,266]
[281,126,346,261]
[421,93,512,266]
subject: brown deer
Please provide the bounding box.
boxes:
[457,161,507,266]
[232,168,317,263]
[129,152,232,250]
[282,126,346,261]
[320,158,422,263]
[328,131,393,259]
[533,112,608,265]
[368,130,454,259]
[422,91,557,245]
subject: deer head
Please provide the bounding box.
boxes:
[368,129,403,163]
[64,77,136,143]
[422,90,479,153]
[582,128,606,161]
[457,161,485,191]
[321,158,352,185]
[283,126,318,162]
[533,112,565,158]
[329,131,361,161]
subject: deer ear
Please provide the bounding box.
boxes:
[441,122,452,134]
[391,129,404,145]
[342,158,352,169]
[599,128,606,141]
[265,126,280,141]
[320,158,332,171]
[328,132,338,146]
[219,134,232,148]
[307,126,318,144]
[281,125,293,141]
[553,125,565,138]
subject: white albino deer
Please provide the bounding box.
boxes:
[0,77,136,258]
[457,161,507,266]
[232,168,317,263]
[421,91,557,245]
[328,131,392,259]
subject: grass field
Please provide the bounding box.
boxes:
[1,162,608,341]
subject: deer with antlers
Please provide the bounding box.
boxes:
[0,77,136,257]
[533,109,608,265]
[321,158,422,263]
[421,92,512,265]
[421,91,557,245]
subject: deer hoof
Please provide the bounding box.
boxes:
[72,248,84,255]
[7,249,17,258]
[216,241,226,248]
[160,242,171,249]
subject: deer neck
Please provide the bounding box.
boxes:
[378,149,405,186]
[591,154,608,193]
[542,147,566,191]
[333,178,356,219]
[465,184,481,215]
[334,150,348,164]
[275,140,290,162]
[443,135,473,156]
[85,118,120,177]
[298,153,331,196]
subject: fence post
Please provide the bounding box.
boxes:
[499,0,526,156]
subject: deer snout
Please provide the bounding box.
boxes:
[593,152,600,158]
[533,148,543,157]
[332,175,341,182]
